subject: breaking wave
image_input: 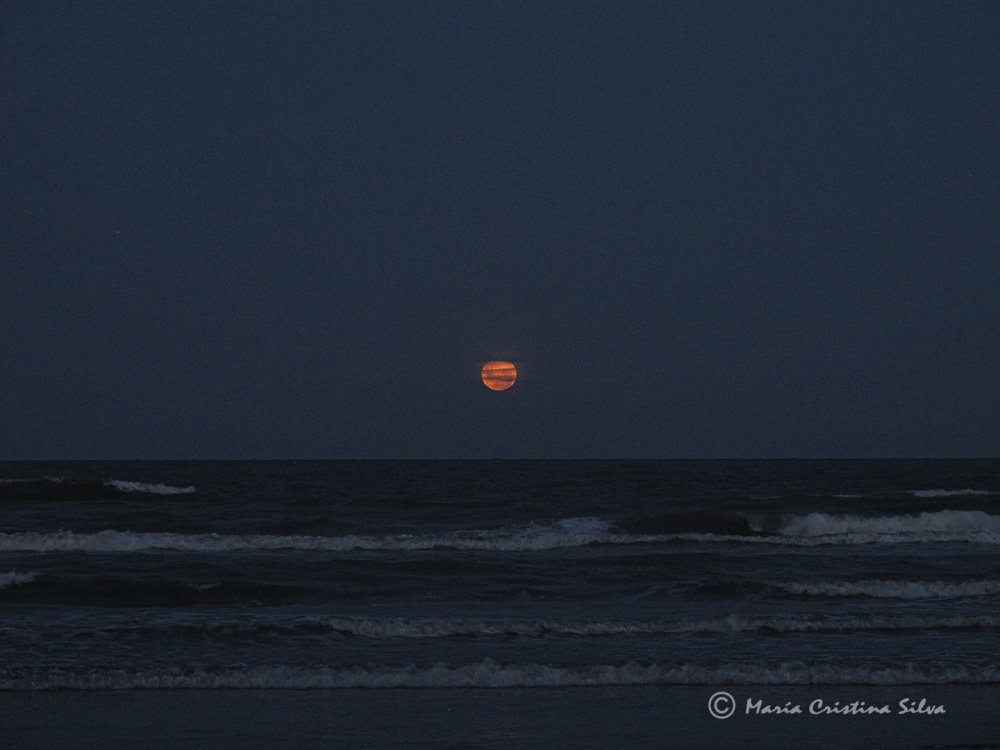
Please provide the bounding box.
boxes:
[771,579,1000,599]
[81,613,1000,641]
[0,571,38,590]
[3,510,999,554]
[3,660,998,689]
[0,519,635,553]
[792,510,1000,544]
[677,510,1000,545]
[105,480,196,495]
[0,477,195,500]
[910,489,995,498]
[315,613,1000,637]
[620,509,1000,545]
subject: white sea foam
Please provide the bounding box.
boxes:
[93,612,1000,641]
[2,510,998,554]
[772,579,1000,599]
[3,659,998,689]
[780,509,1000,536]
[310,613,1000,638]
[652,510,1000,546]
[910,489,995,498]
[314,617,668,638]
[0,571,38,590]
[774,509,1000,544]
[0,520,644,554]
[0,477,195,494]
[106,480,196,495]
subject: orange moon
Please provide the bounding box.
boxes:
[481,361,517,391]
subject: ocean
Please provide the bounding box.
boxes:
[2,460,999,748]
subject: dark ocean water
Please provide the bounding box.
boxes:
[2,460,999,695]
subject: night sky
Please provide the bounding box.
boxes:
[2,2,998,459]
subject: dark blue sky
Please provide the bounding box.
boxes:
[2,2,998,458]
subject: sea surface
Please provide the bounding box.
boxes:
[2,460,999,747]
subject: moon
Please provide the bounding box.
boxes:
[481,361,517,391]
